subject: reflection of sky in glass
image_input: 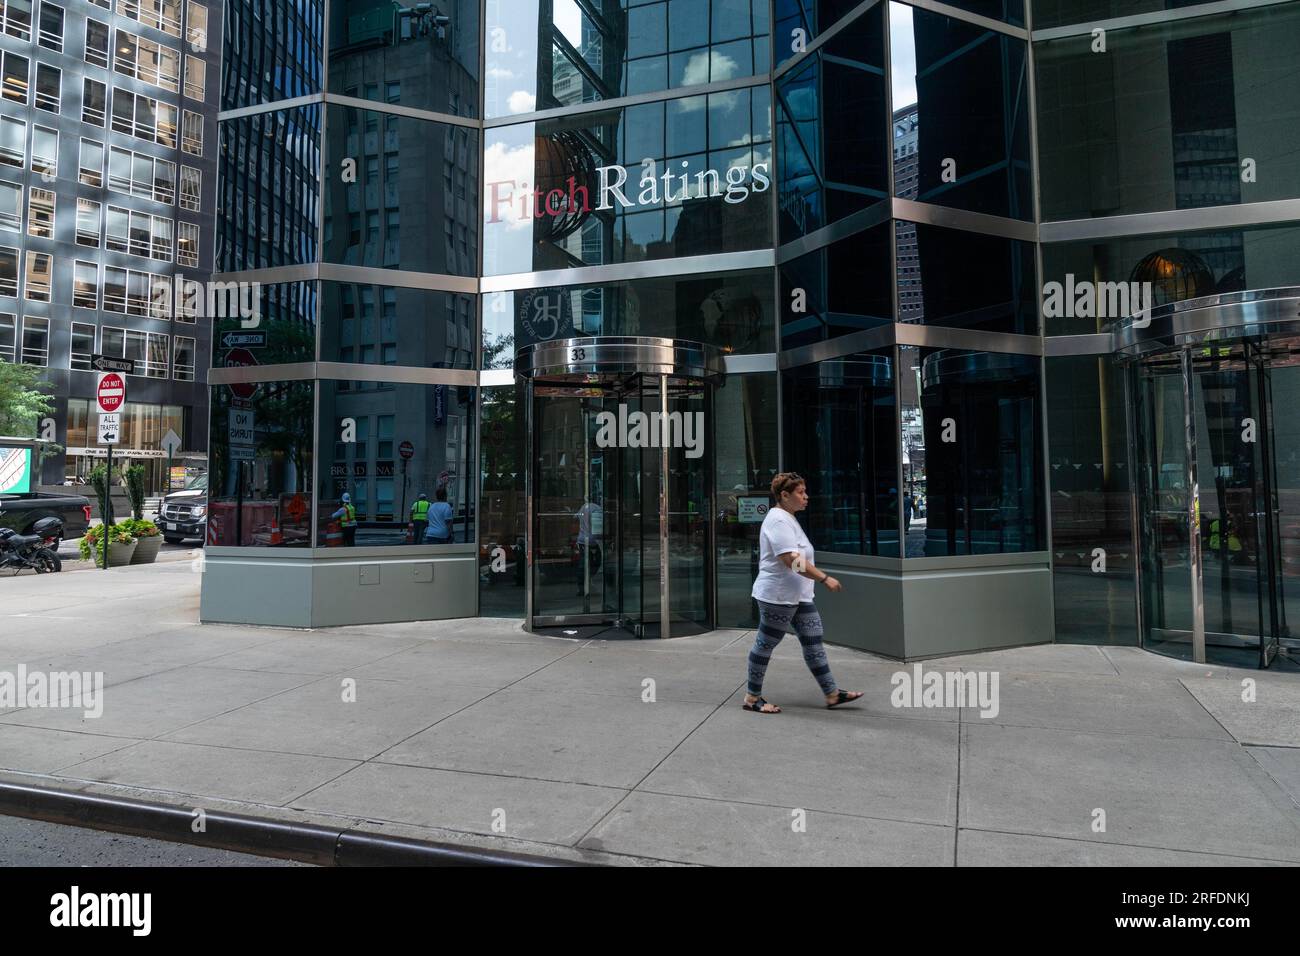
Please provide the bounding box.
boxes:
[889,2,917,111]
[554,0,583,48]
[486,0,540,116]
[482,122,536,273]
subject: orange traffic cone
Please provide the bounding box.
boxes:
[324,521,342,547]
[269,516,283,545]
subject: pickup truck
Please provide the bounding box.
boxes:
[0,492,92,545]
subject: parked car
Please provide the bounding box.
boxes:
[158,472,207,544]
[0,491,91,547]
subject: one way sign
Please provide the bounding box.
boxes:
[220,331,267,349]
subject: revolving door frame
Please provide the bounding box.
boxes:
[516,337,725,639]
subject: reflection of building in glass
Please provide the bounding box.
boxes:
[893,104,922,323]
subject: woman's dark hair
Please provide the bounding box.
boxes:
[436,487,448,501]
[770,472,805,500]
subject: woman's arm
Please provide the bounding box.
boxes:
[778,552,842,592]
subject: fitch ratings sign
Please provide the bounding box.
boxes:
[96,372,126,413]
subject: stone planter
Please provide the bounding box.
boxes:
[130,534,162,564]
[92,538,138,568]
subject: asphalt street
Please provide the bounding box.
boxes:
[0,815,304,866]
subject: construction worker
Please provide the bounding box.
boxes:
[331,492,358,546]
[410,492,431,544]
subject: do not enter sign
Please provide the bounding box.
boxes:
[96,372,126,413]
[224,347,259,400]
[399,441,415,460]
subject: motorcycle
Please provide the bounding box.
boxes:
[0,516,63,574]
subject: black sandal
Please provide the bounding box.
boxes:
[742,696,781,714]
[826,690,863,709]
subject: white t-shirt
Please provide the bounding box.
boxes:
[751,507,815,605]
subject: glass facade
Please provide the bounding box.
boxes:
[209,0,1300,665]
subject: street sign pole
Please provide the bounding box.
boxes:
[400,458,408,526]
[103,442,111,570]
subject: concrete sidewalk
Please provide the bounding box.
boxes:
[1,562,1298,866]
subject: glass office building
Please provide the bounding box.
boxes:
[0,0,220,491]
[205,0,1300,670]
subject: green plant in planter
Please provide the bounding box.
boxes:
[79,524,137,560]
[118,518,159,537]
[124,463,146,519]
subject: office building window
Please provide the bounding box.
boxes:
[0,117,21,167]
[0,312,15,361]
[1,0,32,41]
[30,125,56,176]
[0,180,19,232]
[70,321,94,370]
[73,260,98,309]
[105,205,172,262]
[82,78,106,125]
[0,246,16,296]
[183,55,203,100]
[111,89,178,148]
[2,51,29,104]
[108,146,175,203]
[78,138,103,186]
[24,250,51,301]
[118,0,181,38]
[186,2,207,51]
[20,315,47,365]
[179,165,199,210]
[26,187,53,238]
[181,109,202,155]
[84,19,109,68]
[34,62,58,112]
[103,272,166,321]
[37,2,61,52]
[114,29,179,93]
[76,197,100,246]
[172,335,194,380]
[176,220,197,266]
[100,326,167,377]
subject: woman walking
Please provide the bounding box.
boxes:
[744,472,863,714]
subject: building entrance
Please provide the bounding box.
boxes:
[1125,293,1300,669]
[517,338,724,638]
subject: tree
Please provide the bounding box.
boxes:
[0,359,54,437]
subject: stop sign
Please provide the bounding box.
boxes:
[399,441,414,460]
[224,347,259,400]
[96,372,126,413]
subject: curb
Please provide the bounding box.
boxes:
[0,781,580,867]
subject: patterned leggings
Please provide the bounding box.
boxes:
[748,601,838,697]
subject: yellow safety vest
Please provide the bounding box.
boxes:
[341,504,357,527]
[411,500,430,520]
